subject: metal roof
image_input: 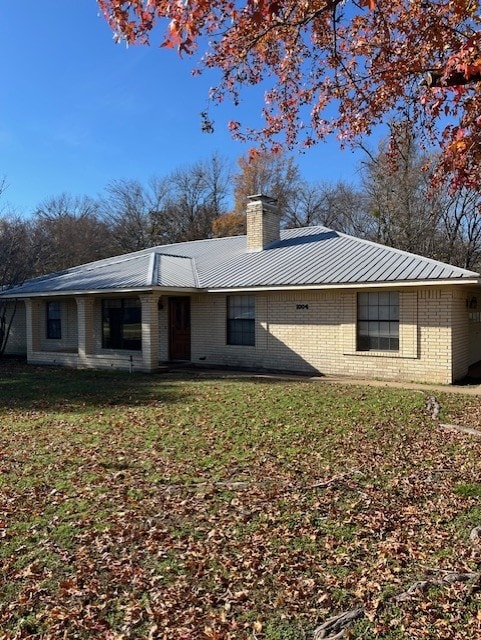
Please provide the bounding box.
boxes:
[155,254,198,288]
[3,226,479,297]
[199,227,479,288]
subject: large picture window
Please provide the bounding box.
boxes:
[357,292,399,351]
[227,295,255,346]
[46,301,62,339]
[102,298,142,351]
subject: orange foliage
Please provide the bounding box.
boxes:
[98,0,481,190]
[212,212,246,237]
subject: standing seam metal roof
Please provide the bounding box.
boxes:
[2,226,479,297]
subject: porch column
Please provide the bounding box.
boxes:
[76,297,95,362]
[24,298,42,358]
[140,294,160,371]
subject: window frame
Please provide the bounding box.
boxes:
[357,291,399,352]
[46,301,62,340]
[226,295,256,347]
[101,298,142,351]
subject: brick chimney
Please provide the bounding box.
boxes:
[246,194,281,251]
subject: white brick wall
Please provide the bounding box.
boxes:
[190,286,471,384]
[451,289,470,381]
[15,285,478,383]
[39,298,78,353]
[26,295,146,372]
[468,291,481,365]
[246,198,281,251]
[3,301,27,355]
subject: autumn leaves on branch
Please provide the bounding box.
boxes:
[97,0,481,191]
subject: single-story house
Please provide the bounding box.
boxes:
[2,194,481,384]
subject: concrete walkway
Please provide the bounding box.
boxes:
[175,365,481,396]
[309,374,481,396]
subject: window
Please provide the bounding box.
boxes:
[102,298,141,350]
[227,295,255,346]
[46,301,62,339]
[357,292,399,351]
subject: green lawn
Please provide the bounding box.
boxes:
[0,359,480,639]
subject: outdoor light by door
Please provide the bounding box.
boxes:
[469,296,478,309]
[157,297,164,310]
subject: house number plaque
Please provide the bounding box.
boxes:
[296,304,309,310]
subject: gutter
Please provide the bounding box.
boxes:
[0,286,200,299]
[207,278,481,293]
[2,278,480,300]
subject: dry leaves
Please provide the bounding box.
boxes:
[0,363,481,638]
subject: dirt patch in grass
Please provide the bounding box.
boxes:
[0,362,480,638]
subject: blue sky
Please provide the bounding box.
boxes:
[0,0,371,216]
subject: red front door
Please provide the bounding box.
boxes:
[169,297,191,361]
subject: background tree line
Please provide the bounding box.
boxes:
[2,124,481,297]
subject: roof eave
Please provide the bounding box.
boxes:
[207,278,481,293]
[0,285,200,299]
[2,277,480,299]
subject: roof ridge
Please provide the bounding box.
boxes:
[155,251,198,260]
[55,251,151,277]
[81,236,244,266]
[2,224,479,298]
[147,252,158,287]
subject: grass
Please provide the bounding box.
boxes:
[0,358,481,638]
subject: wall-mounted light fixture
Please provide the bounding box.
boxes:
[469,296,478,310]
[157,296,164,310]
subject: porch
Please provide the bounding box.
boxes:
[24,293,164,373]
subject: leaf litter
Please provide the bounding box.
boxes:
[0,363,480,638]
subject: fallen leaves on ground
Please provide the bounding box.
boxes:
[0,362,480,638]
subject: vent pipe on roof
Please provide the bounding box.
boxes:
[246,194,281,251]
